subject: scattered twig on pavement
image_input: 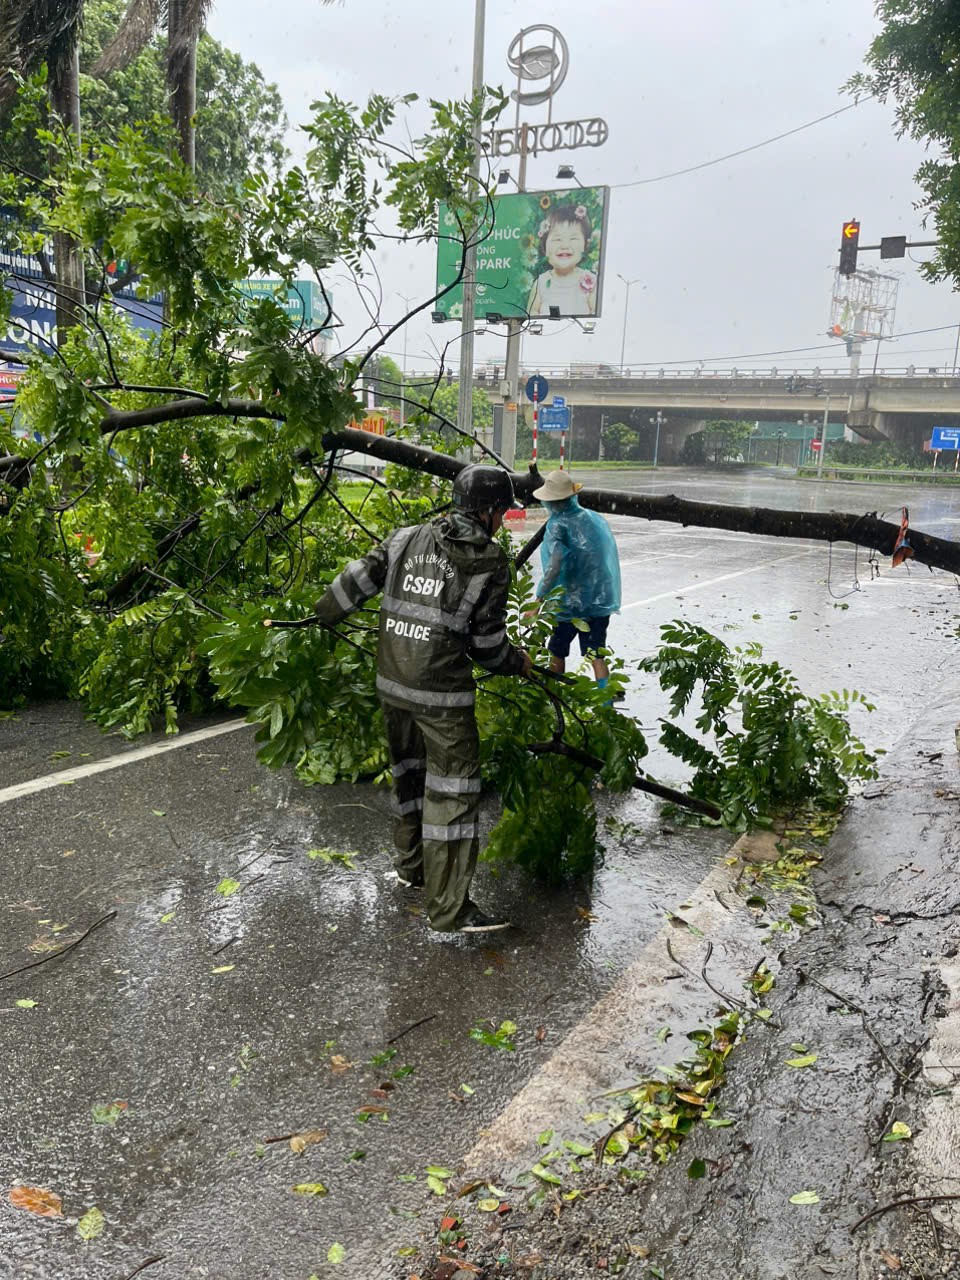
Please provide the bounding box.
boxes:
[118,1256,165,1280]
[797,969,912,1081]
[263,1132,298,1144]
[0,910,117,984]
[849,1193,960,1233]
[665,938,751,1015]
[387,1013,437,1045]
[236,849,273,875]
[212,936,238,957]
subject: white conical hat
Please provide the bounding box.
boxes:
[532,470,583,501]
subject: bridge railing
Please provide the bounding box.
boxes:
[403,366,960,385]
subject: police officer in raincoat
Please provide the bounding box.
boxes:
[529,470,621,690]
[314,465,532,934]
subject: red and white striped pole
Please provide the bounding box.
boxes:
[559,431,566,470]
[532,385,539,464]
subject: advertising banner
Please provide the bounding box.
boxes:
[236,278,332,329]
[435,186,609,321]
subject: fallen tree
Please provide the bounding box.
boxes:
[0,76,884,869]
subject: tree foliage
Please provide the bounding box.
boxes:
[693,419,755,465]
[0,80,877,876]
[849,1,960,286]
[601,421,639,461]
[0,0,287,197]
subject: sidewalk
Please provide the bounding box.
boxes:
[401,696,960,1280]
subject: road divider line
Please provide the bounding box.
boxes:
[464,858,763,1170]
[621,549,814,611]
[0,719,251,806]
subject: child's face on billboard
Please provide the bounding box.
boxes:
[545,222,586,275]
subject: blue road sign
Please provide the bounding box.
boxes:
[525,374,549,402]
[538,405,570,433]
[552,395,566,407]
[931,427,960,450]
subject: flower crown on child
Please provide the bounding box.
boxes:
[538,203,592,258]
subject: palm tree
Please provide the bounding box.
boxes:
[93,0,212,170]
[0,0,86,341]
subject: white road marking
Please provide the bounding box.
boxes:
[464,857,763,1168]
[915,958,960,1236]
[0,719,250,807]
[620,549,815,611]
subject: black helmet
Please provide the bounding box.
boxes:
[452,464,514,512]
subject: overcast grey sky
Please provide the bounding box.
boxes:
[208,0,960,375]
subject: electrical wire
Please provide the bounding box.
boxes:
[609,101,864,190]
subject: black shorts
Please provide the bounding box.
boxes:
[548,615,611,659]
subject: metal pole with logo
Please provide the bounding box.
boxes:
[487,26,607,468]
[456,0,487,442]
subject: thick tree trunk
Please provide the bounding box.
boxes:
[48,46,85,346]
[167,0,197,170]
[85,403,960,588]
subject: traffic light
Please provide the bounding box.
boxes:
[839,220,860,276]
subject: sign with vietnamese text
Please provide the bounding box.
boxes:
[931,427,960,450]
[347,413,387,435]
[538,405,570,432]
[237,278,331,329]
[436,187,609,321]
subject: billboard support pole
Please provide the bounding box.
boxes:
[456,0,486,448]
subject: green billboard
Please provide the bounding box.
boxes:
[237,278,332,328]
[435,186,609,321]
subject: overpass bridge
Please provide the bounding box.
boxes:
[456,366,960,455]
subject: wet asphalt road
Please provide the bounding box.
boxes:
[2,468,959,1279]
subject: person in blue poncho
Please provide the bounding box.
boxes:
[528,470,622,693]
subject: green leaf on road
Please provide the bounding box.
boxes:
[688,1158,706,1179]
[536,1129,554,1147]
[883,1121,912,1142]
[77,1206,105,1240]
[292,1183,328,1196]
[159,912,176,923]
[531,1163,562,1185]
[91,1102,126,1126]
[306,847,358,869]
[478,1198,500,1211]
[426,1175,448,1196]
[785,1054,818,1068]
[152,809,166,817]
[563,1140,594,1156]
[15,999,37,1009]
[211,964,235,974]
[327,1242,346,1263]
[789,1189,820,1205]
[216,877,241,896]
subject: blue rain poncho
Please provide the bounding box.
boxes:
[536,496,621,619]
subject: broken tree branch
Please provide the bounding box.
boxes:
[850,1193,960,1233]
[797,968,912,1081]
[526,738,722,820]
[0,910,118,984]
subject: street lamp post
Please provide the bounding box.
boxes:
[618,274,639,374]
[456,0,486,441]
[816,393,831,480]
[649,410,664,468]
